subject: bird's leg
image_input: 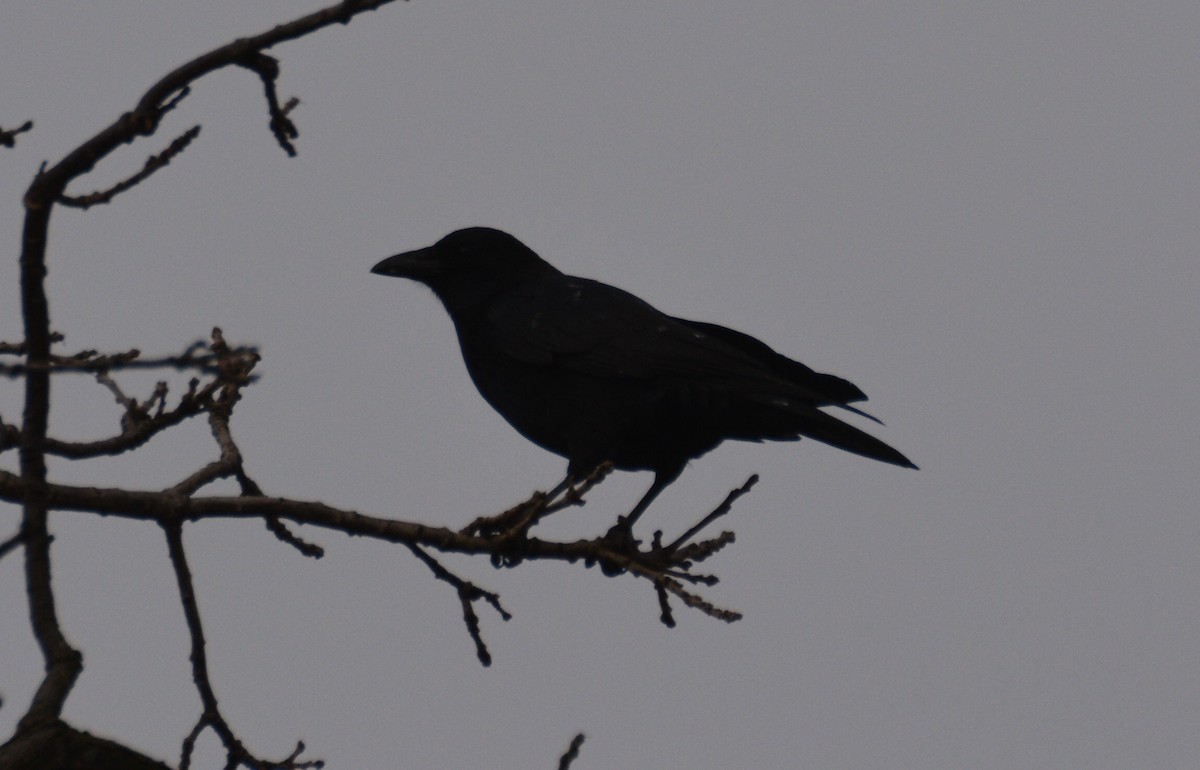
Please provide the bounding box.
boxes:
[543,472,577,503]
[608,467,682,538]
[618,478,668,531]
[596,473,673,575]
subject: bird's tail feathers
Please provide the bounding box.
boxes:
[835,402,884,425]
[759,397,916,469]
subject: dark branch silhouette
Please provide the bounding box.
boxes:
[235,52,301,156]
[1,2,773,767]
[4,2,407,768]
[2,327,751,769]
[406,542,513,667]
[58,124,202,209]
[0,120,33,148]
[0,528,22,562]
[557,733,586,770]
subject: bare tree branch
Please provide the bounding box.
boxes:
[3,1,764,765]
[9,0,403,752]
[0,336,260,460]
[0,529,23,563]
[667,474,758,551]
[0,466,749,626]
[0,334,65,356]
[22,0,401,215]
[264,515,325,559]
[556,733,586,770]
[58,125,202,209]
[460,462,614,539]
[165,520,323,770]
[2,333,752,655]
[0,415,17,456]
[235,52,300,156]
[0,342,262,379]
[406,543,512,666]
[0,120,33,148]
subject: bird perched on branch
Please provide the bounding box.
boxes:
[372,227,915,530]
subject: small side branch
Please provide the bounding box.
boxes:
[0,466,756,631]
[166,520,322,770]
[0,120,33,148]
[0,339,260,379]
[556,733,586,770]
[0,336,63,355]
[460,462,613,539]
[264,515,325,559]
[236,53,300,156]
[163,522,219,730]
[0,416,17,455]
[667,474,757,552]
[59,125,202,209]
[168,393,250,497]
[406,543,511,666]
[0,529,23,562]
[0,334,261,460]
[468,471,754,627]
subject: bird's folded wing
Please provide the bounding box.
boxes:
[485,277,867,408]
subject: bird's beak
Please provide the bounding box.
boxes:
[371,245,442,280]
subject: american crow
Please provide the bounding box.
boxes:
[372,227,915,528]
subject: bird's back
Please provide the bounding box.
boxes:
[451,272,914,474]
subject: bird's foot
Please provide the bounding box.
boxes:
[603,517,641,549]
[588,519,640,575]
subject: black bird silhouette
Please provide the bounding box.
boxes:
[372,227,915,529]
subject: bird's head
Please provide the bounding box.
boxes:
[372,227,560,316]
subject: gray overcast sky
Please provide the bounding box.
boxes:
[3,2,1199,768]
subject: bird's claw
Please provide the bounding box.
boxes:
[592,520,640,576]
[604,518,640,547]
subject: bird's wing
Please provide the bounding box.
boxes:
[671,319,871,408]
[486,276,864,407]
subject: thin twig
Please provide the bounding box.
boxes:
[0,529,23,562]
[236,53,300,156]
[668,530,737,567]
[652,574,743,624]
[406,543,511,666]
[0,334,64,355]
[264,516,325,559]
[178,718,206,770]
[94,370,138,413]
[655,582,675,628]
[556,733,586,770]
[58,125,202,209]
[0,120,33,148]
[159,85,192,115]
[0,417,18,455]
[165,519,323,769]
[33,380,208,459]
[667,474,758,552]
[459,461,613,538]
[539,461,614,517]
[162,521,220,720]
[0,342,260,379]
